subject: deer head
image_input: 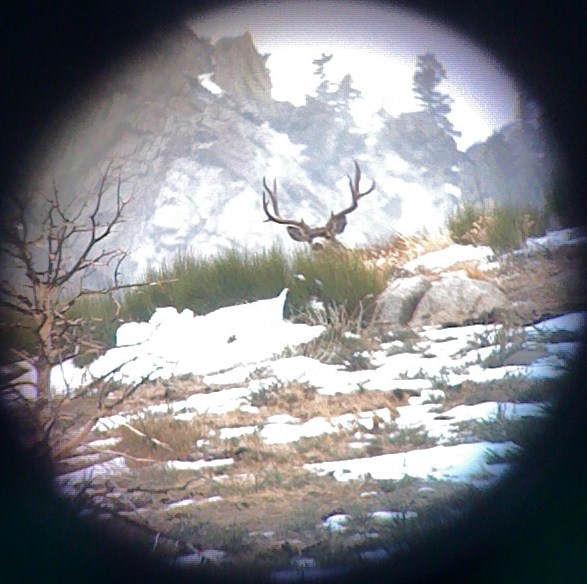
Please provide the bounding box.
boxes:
[262,161,375,250]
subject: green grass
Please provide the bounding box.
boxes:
[101,246,386,349]
[289,248,388,316]
[486,205,547,253]
[4,245,387,363]
[446,204,484,245]
[446,201,548,253]
[122,246,291,319]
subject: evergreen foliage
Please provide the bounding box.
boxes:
[412,52,460,137]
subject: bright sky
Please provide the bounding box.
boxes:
[190,0,520,149]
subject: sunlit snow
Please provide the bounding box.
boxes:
[51,289,324,393]
[304,441,519,483]
[198,72,225,95]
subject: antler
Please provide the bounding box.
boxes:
[262,177,313,243]
[262,161,375,247]
[323,160,376,237]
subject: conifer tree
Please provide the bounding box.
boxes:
[412,52,460,137]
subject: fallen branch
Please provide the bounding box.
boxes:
[85,446,162,464]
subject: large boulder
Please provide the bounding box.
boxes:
[375,275,432,326]
[409,272,510,328]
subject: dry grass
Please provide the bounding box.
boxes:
[155,470,464,538]
[112,458,475,569]
[440,376,559,409]
[358,231,454,271]
[249,380,405,422]
[115,414,208,462]
[51,231,586,570]
[109,379,411,467]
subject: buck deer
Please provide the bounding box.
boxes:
[262,161,375,250]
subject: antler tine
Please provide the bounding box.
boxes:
[262,176,280,221]
[261,175,311,240]
[334,160,375,218]
[323,161,376,238]
[348,159,376,202]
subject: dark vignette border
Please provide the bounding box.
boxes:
[0,1,586,583]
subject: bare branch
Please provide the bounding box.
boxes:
[52,415,103,460]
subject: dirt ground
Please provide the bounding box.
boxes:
[22,242,587,568]
[493,245,587,320]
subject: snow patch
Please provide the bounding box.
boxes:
[304,441,519,482]
[198,72,224,95]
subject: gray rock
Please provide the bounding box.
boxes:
[375,276,432,326]
[409,273,510,328]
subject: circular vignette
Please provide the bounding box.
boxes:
[0,1,586,584]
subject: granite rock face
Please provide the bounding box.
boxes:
[409,273,510,328]
[23,24,550,283]
[375,276,432,326]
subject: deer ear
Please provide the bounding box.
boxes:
[330,215,348,235]
[286,226,308,242]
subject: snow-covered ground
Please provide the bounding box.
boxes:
[49,229,585,490]
[43,227,586,574]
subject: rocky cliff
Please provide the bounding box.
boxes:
[24,24,552,283]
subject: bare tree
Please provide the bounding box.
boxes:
[0,163,135,400]
[262,160,375,250]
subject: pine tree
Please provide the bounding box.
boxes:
[412,52,460,137]
[312,53,334,99]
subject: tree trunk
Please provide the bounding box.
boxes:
[36,354,51,400]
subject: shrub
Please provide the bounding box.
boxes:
[446,204,485,245]
[446,202,548,253]
[486,205,546,253]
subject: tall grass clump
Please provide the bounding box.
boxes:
[22,245,387,359]
[485,205,546,253]
[67,293,121,362]
[123,245,388,329]
[123,246,290,321]
[288,247,388,322]
[446,202,547,253]
[446,204,484,245]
